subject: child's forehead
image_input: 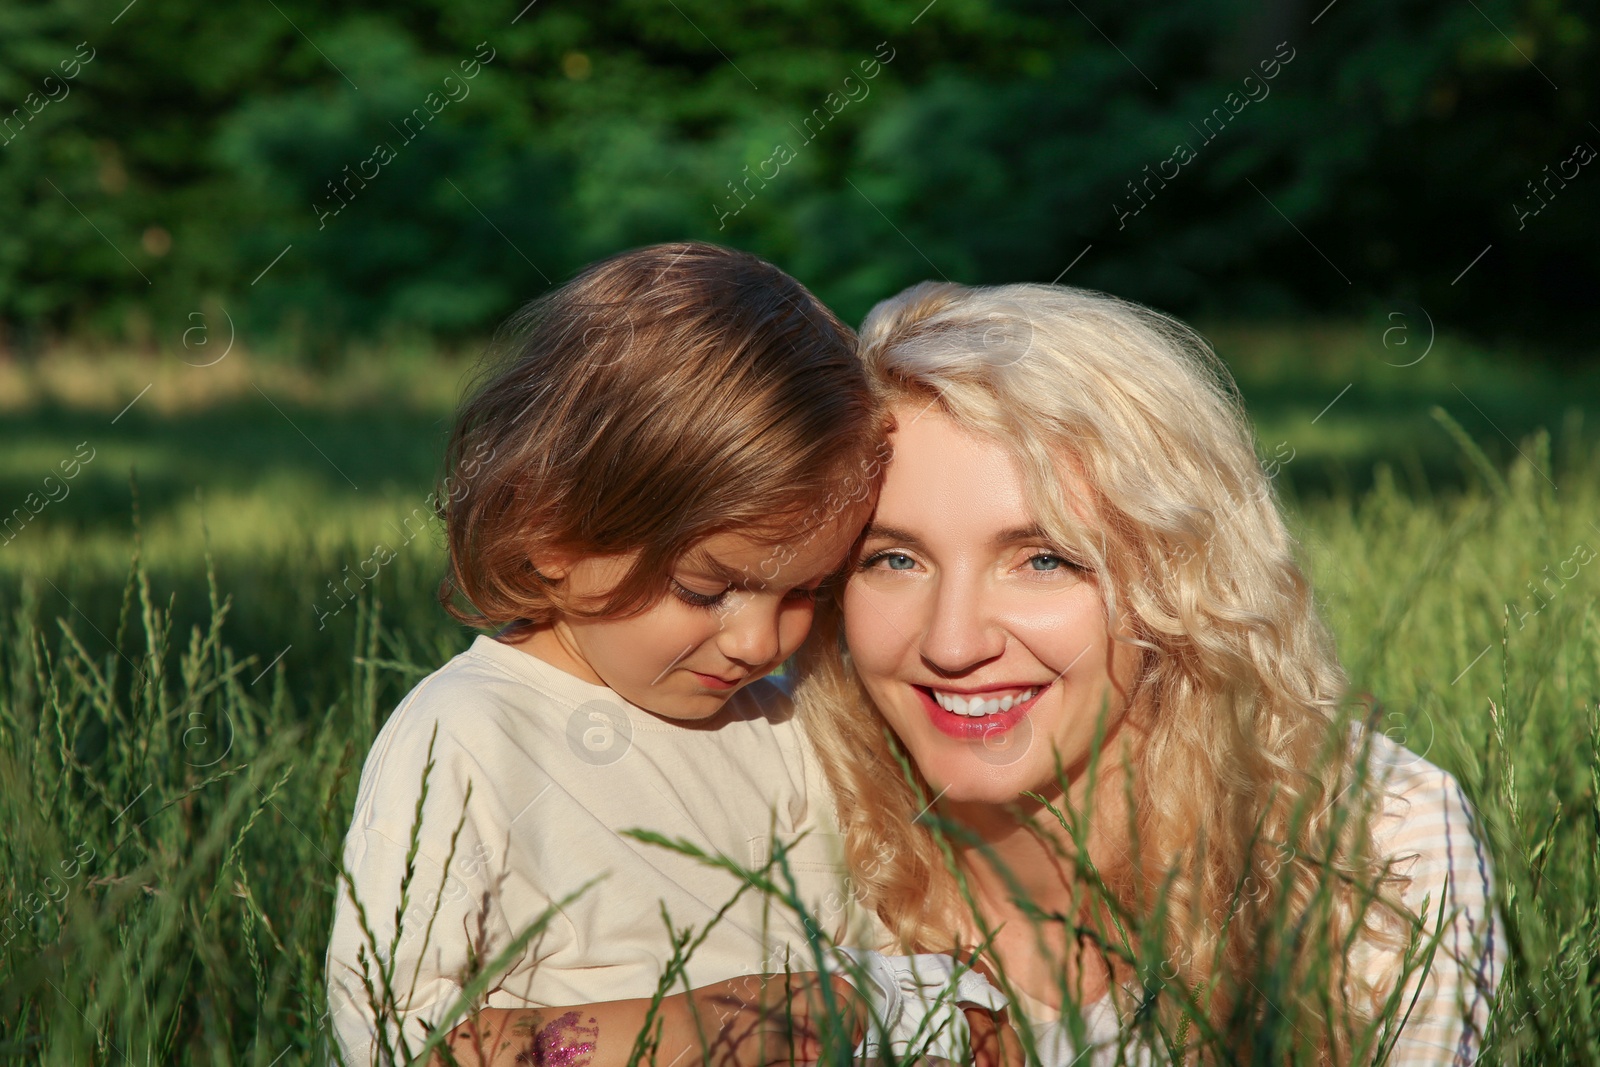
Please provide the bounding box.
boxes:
[679,518,865,587]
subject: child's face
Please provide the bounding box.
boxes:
[530,516,864,720]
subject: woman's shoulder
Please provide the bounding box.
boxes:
[1351,724,1503,1063]
[1358,724,1457,792]
[1354,726,1487,870]
[1353,725,1497,924]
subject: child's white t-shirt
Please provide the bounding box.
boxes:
[324,635,866,1066]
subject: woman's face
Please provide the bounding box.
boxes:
[843,400,1143,805]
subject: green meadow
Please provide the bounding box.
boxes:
[1,327,1597,1064]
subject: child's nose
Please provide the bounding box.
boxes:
[716,597,782,668]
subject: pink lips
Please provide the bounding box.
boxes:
[915,684,1048,740]
[690,671,742,691]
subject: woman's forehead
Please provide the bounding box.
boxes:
[879,400,1101,545]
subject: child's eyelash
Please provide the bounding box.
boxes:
[671,581,728,608]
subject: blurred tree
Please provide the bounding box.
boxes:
[0,0,1591,354]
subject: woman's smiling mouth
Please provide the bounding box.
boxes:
[913,683,1053,739]
[930,685,1040,716]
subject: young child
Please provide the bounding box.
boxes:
[323,243,892,1066]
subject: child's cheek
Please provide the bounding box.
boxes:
[666,604,727,661]
[776,600,817,659]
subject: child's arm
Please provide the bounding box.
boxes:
[430,972,864,1067]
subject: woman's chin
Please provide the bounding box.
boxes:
[937,782,1021,807]
[920,752,1051,808]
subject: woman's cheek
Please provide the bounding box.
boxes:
[848,577,920,640]
[842,586,897,672]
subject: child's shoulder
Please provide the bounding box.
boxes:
[378,635,588,737]
[352,636,613,809]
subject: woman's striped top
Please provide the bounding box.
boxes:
[1016,728,1503,1066]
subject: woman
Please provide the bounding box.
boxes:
[798,282,1501,1064]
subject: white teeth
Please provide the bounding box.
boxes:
[931,687,1038,717]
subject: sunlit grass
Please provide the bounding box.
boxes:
[0,337,1596,1064]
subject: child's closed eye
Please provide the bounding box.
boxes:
[671,579,730,609]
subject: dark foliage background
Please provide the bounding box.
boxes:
[1,0,1592,356]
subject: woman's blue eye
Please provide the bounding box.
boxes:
[1029,553,1072,571]
[861,550,916,572]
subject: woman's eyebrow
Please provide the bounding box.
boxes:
[994,524,1051,547]
[863,524,1055,549]
[860,523,925,549]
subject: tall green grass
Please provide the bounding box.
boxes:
[1,384,1597,1062]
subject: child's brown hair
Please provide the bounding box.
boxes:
[438,241,881,628]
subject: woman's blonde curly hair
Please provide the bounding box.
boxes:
[796,281,1407,1063]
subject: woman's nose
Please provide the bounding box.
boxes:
[917,575,1005,674]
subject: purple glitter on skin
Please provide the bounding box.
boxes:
[517,1010,598,1067]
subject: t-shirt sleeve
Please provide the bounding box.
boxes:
[1366,761,1503,1066]
[324,685,558,1066]
[326,830,485,1065]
